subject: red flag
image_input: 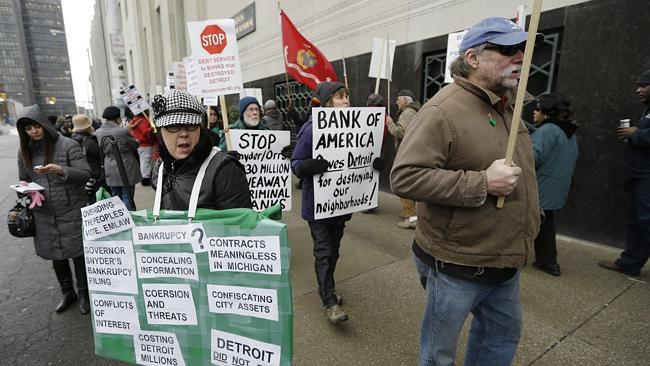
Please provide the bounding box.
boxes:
[280,10,337,90]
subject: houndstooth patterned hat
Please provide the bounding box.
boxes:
[151,89,205,127]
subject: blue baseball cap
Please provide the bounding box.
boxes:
[459,17,542,52]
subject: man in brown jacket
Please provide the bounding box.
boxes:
[390,17,541,366]
[386,89,421,229]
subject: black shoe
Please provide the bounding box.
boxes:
[78,289,90,314]
[598,260,640,277]
[141,178,151,186]
[55,292,78,313]
[532,262,561,277]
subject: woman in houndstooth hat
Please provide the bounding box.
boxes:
[150,89,252,210]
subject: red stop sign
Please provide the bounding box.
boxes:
[200,25,228,54]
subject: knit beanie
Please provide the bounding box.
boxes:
[315,82,346,106]
[238,96,261,117]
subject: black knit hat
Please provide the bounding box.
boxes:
[537,93,570,115]
[151,89,205,127]
[637,70,650,85]
[366,93,386,107]
[397,89,415,99]
[315,82,346,107]
[102,106,121,120]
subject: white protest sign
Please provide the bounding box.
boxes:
[203,96,219,106]
[211,329,281,366]
[184,56,199,95]
[84,240,138,293]
[132,225,194,245]
[136,253,199,281]
[166,71,176,90]
[187,19,243,96]
[516,5,529,30]
[239,88,263,106]
[81,196,135,241]
[231,130,292,211]
[207,285,279,321]
[134,331,186,366]
[368,37,396,80]
[91,293,140,335]
[173,62,187,92]
[312,107,384,219]
[142,284,198,325]
[119,84,150,116]
[444,30,468,83]
[207,236,281,275]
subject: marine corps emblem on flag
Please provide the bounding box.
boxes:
[297,48,317,69]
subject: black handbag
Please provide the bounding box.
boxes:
[7,196,35,238]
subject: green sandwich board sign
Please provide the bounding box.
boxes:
[81,195,292,365]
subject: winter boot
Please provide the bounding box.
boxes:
[53,259,78,313]
[73,255,90,314]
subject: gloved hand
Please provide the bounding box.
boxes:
[226,150,241,160]
[372,157,386,171]
[280,142,296,159]
[296,158,329,177]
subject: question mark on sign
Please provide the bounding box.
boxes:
[191,227,205,250]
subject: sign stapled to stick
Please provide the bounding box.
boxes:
[231,130,292,212]
[120,84,150,116]
[82,203,293,365]
[186,19,244,97]
[312,107,385,219]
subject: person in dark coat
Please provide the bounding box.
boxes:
[16,105,92,314]
[151,89,252,210]
[261,100,285,130]
[71,114,102,204]
[95,106,142,210]
[217,96,269,150]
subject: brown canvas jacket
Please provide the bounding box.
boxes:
[390,76,541,268]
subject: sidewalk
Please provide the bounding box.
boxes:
[134,179,648,366]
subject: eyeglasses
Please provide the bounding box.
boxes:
[164,124,200,133]
[485,42,526,57]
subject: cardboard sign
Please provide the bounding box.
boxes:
[81,196,135,241]
[368,37,396,80]
[444,30,468,83]
[187,19,243,96]
[231,130,292,211]
[184,56,199,96]
[119,84,150,116]
[84,240,138,294]
[312,107,385,219]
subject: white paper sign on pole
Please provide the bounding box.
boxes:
[206,235,281,275]
[81,196,135,241]
[173,62,187,92]
[211,329,281,366]
[184,56,199,96]
[187,19,243,97]
[84,240,138,293]
[91,293,140,335]
[119,84,150,116]
[142,284,198,325]
[311,107,384,220]
[207,284,279,321]
[239,88,263,106]
[134,331,186,366]
[368,37,396,80]
[516,5,529,30]
[203,96,219,106]
[230,130,292,211]
[444,30,468,84]
[165,71,176,91]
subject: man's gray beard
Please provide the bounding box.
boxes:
[244,117,259,127]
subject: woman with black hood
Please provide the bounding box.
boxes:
[150,89,252,210]
[16,105,92,314]
[531,93,579,276]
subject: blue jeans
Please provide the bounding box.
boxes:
[416,256,522,366]
[110,186,135,211]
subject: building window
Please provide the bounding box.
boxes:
[274,80,313,138]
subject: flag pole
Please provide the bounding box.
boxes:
[277,1,293,109]
[496,0,543,208]
[386,34,391,116]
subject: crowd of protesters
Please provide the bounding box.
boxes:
[11,15,650,366]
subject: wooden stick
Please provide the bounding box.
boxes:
[385,34,392,116]
[496,0,543,209]
[277,1,293,108]
[374,38,386,94]
[219,95,232,151]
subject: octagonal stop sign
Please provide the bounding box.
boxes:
[200,25,227,54]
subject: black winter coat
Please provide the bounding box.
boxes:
[152,130,252,211]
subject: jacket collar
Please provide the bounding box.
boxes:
[453,76,510,113]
